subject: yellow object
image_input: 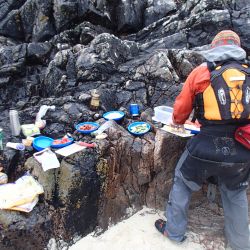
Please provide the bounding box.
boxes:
[203,85,222,120]
[203,65,248,120]
[0,175,43,212]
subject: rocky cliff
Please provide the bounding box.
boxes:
[0,0,250,249]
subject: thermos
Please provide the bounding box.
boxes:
[0,127,3,150]
[9,109,21,136]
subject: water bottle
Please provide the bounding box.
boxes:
[9,109,21,136]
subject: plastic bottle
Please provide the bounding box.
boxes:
[9,109,21,136]
[6,142,25,151]
[90,89,100,111]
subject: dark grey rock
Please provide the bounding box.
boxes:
[24,157,57,201]
[56,151,101,240]
[0,205,52,250]
[100,89,118,111]
[116,0,146,32]
[144,0,177,27]
[27,42,52,64]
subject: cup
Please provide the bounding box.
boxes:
[129,104,140,116]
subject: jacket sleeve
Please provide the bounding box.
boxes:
[172,74,195,124]
[172,65,210,125]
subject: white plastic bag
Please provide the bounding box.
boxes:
[35,105,56,129]
[33,148,60,171]
[0,175,44,212]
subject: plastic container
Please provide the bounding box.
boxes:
[32,136,53,151]
[103,111,125,121]
[128,122,151,136]
[9,109,21,136]
[21,124,40,137]
[153,106,173,125]
[51,137,74,148]
[75,122,100,134]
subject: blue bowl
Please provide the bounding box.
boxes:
[51,137,74,148]
[75,122,99,134]
[103,111,125,121]
[128,122,151,136]
[33,136,54,151]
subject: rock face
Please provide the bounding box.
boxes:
[97,122,189,229]
[0,149,101,250]
[0,0,250,249]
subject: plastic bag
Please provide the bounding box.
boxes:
[35,105,56,129]
[21,124,40,137]
[0,175,44,212]
[92,120,113,135]
[33,148,60,171]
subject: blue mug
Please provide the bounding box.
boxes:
[129,104,140,116]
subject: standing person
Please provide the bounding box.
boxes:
[155,30,250,250]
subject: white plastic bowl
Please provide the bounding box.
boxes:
[153,106,173,124]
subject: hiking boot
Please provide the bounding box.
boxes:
[154,219,187,243]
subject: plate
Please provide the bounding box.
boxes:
[103,111,125,121]
[75,122,99,134]
[33,136,54,151]
[184,124,200,134]
[51,137,74,148]
[128,122,151,135]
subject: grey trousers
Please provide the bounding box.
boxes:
[165,150,250,250]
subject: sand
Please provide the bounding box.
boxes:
[69,207,205,250]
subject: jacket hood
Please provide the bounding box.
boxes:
[198,45,246,62]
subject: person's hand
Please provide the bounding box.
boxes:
[168,118,185,132]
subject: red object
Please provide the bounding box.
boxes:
[76,141,96,148]
[52,137,71,145]
[235,124,250,150]
[79,124,97,131]
[172,65,210,124]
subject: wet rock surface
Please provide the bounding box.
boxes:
[0,0,250,249]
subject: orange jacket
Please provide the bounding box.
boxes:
[173,64,211,124]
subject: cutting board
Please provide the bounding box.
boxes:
[161,125,194,137]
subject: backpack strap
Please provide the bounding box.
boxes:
[207,61,217,72]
